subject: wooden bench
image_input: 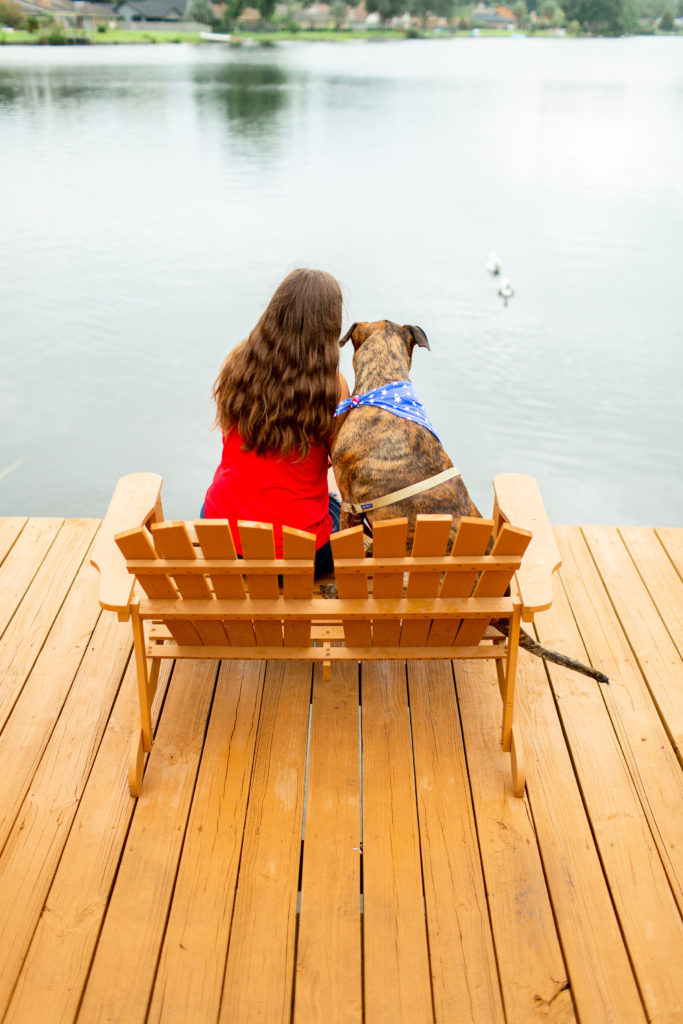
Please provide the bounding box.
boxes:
[91,473,561,798]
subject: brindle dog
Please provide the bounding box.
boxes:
[331,320,608,684]
[332,319,480,543]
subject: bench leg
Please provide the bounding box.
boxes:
[500,603,521,754]
[129,727,145,797]
[129,604,161,796]
[131,603,159,752]
[510,729,526,797]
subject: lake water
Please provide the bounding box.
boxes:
[1,37,681,526]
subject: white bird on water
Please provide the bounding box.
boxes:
[498,278,514,307]
[485,250,501,275]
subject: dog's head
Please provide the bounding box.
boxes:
[339,320,429,355]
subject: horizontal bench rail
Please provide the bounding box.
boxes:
[124,554,523,576]
[149,643,509,662]
[137,596,515,621]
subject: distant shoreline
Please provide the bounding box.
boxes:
[1,27,676,46]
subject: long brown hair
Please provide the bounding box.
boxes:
[213,268,343,459]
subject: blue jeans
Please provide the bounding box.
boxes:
[199,493,341,580]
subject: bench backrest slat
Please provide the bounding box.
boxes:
[401,516,453,647]
[193,520,255,646]
[239,522,283,647]
[372,518,408,646]
[427,517,495,646]
[454,523,531,646]
[115,527,202,646]
[151,522,229,647]
[282,526,316,646]
[331,527,372,646]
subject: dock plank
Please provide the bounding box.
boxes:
[76,659,218,1024]
[556,526,683,912]
[0,517,61,639]
[295,664,362,1024]
[0,519,98,734]
[456,659,576,1023]
[0,545,101,852]
[4,661,172,1024]
[583,525,683,763]
[656,527,683,581]
[533,563,683,1023]
[407,659,507,1024]
[219,661,312,1024]
[361,661,433,1024]
[514,648,647,1024]
[0,607,131,1017]
[619,525,683,660]
[148,659,266,1024]
[0,517,27,566]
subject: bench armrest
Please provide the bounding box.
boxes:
[493,474,561,620]
[90,473,164,617]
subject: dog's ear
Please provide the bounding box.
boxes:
[404,325,430,351]
[339,323,358,347]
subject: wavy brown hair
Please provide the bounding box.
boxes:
[213,268,343,459]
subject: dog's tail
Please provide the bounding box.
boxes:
[494,619,609,684]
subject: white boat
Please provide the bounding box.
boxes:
[200,31,232,42]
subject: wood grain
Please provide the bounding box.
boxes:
[456,656,577,1023]
[0,518,99,733]
[533,554,683,1024]
[408,659,506,1024]
[295,663,362,1023]
[361,660,432,1024]
[76,659,218,1024]
[219,660,312,1024]
[148,659,265,1024]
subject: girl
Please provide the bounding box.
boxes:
[202,268,350,577]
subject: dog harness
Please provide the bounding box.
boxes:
[334,380,460,515]
[334,380,441,441]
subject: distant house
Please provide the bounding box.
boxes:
[347,2,367,28]
[114,0,187,19]
[389,10,411,28]
[237,4,261,27]
[496,4,515,21]
[16,0,114,26]
[424,12,448,28]
[299,3,331,28]
[472,2,515,26]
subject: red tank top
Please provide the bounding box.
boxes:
[204,429,331,556]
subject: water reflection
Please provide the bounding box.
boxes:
[193,60,291,138]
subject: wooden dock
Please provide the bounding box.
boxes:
[0,515,681,1024]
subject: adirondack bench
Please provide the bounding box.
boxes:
[91,473,561,798]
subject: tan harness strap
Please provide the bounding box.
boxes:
[341,466,460,516]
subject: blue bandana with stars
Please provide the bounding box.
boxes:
[334,380,441,443]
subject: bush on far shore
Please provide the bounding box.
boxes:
[0,0,23,28]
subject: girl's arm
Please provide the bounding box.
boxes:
[328,372,350,454]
